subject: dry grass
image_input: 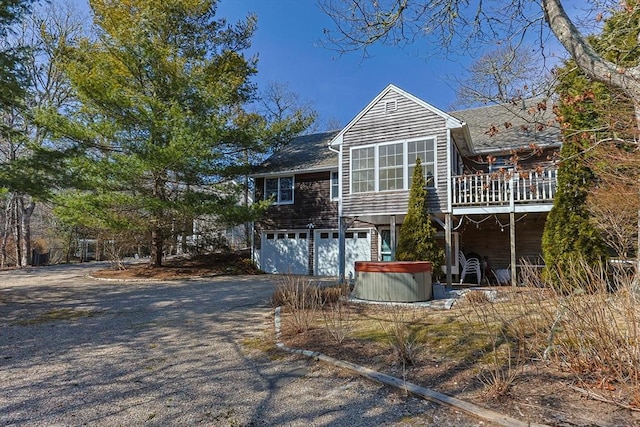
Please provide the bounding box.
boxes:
[277,259,640,416]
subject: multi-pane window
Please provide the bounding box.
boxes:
[331,171,339,200]
[351,147,375,193]
[350,137,436,193]
[408,138,436,186]
[378,142,403,191]
[264,176,294,204]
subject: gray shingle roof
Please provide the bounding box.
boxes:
[450,99,561,155]
[252,130,340,175]
[255,99,562,175]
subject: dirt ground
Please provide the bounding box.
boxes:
[92,253,640,427]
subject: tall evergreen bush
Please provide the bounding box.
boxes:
[396,158,444,276]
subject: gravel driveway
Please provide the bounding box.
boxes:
[0,263,487,426]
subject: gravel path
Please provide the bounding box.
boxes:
[0,263,488,426]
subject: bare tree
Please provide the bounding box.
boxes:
[452,44,555,108]
[0,3,84,267]
[320,0,640,130]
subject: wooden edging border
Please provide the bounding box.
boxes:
[274,306,548,427]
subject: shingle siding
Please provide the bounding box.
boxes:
[342,90,450,215]
[255,172,338,231]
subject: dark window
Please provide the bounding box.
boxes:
[345,232,354,238]
[358,232,367,239]
[331,171,339,200]
[299,233,307,239]
[266,233,275,240]
[287,233,296,238]
[277,233,285,239]
[264,176,294,204]
[320,232,329,239]
[332,232,339,238]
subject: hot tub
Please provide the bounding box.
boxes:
[352,261,433,302]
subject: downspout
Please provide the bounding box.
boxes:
[329,141,345,282]
[445,129,454,287]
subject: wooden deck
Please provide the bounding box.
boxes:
[452,169,557,208]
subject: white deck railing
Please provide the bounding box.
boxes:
[452,169,557,207]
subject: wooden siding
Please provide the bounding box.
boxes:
[255,172,338,232]
[341,90,451,216]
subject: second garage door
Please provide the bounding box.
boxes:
[315,230,371,277]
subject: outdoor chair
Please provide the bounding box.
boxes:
[459,251,482,285]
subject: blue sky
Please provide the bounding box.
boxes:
[68,0,475,129]
[216,0,469,129]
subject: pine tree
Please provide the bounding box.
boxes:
[42,0,311,267]
[396,158,444,276]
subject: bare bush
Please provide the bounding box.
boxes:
[378,304,424,367]
[271,275,322,333]
[322,298,353,345]
[461,289,537,399]
[536,259,640,397]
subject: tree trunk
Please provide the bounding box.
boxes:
[1,197,13,268]
[19,197,35,267]
[13,195,22,267]
[150,228,163,267]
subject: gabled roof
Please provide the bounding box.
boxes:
[253,90,563,176]
[329,84,465,147]
[450,99,561,156]
[251,130,339,176]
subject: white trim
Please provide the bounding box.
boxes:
[349,136,437,194]
[446,129,452,213]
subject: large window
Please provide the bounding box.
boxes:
[351,137,436,193]
[264,176,294,204]
[408,139,435,186]
[379,142,404,191]
[351,146,375,193]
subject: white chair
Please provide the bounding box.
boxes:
[459,251,482,285]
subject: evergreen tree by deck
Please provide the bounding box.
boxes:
[542,5,639,286]
[541,134,607,287]
[541,62,610,286]
[396,158,444,276]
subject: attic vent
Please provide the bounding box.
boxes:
[385,100,397,113]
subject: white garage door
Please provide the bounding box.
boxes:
[261,231,309,275]
[315,230,371,277]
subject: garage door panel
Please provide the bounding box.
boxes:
[315,230,371,277]
[345,231,371,279]
[262,232,309,275]
[315,231,339,276]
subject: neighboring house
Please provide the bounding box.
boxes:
[252,85,560,284]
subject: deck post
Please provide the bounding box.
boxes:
[445,213,452,286]
[390,215,396,260]
[510,174,517,286]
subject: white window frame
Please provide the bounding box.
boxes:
[351,146,375,194]
[350,136,437,194]
[264,176,294,204]
[407,137,436,187]
[378,142,404,191]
